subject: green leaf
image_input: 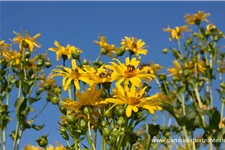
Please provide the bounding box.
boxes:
[208,108,221,130]
[148,124,160,137]
[22,81,31,94]
[31,124,45,131]
[29,97,41,104]
[14,97,25,112]
[161,103,177,119]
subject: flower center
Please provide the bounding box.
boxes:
[125,65,136,78]
[129,97,141,105]
[71,69,80,79]
[132,43,137,49]
[99,70,112,78]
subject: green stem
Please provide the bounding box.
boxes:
[66,140,70,147]
[68,88,72,99]
[16,130,23,150]
[73,136,78,150]
[13,80,22,150]
[95,53,102,62]
[177,40,184,57]
[0,128,2,150]
[147,135,152,150]
[94,129,97,149]
[74,85,76,101]
[31,102,49,121]
[13,121,19,150]
[101,136,106,150]
[182,126,191,150]
[87,115,96,150]
[2,130,5,150]
[221,101,224,124]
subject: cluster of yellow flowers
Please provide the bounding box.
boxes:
[24,144,65,150]
[49,34,163,118]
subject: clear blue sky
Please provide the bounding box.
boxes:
[1,1,225,149]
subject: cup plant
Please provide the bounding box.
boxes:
[0,11,224,150]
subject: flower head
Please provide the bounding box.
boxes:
[121,36,148,57]
[61,88,106,111]
[184,11,210,25]
[94,34,116,57]
[106,57,156,87]
[106,85,162,117]
[12,30,41,52]
[83,65,113,88]
[167,60,181,76]
[1,48,22,66]
[49,41,82,61]
[52,59,88,91]
[163,25,190,41]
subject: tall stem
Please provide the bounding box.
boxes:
[16,130,23,150]
[87,115,96,150]
[95,53,101,62]
[13,80,22,150]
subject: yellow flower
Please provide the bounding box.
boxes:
[121,36,148,57]
[105,85,162,117]
[206,23,217,35]
[38,73,56,90]
[163,25,190,41]
[49,41,82,61]
[184,11,210,25]
[1,49,22,66]
[94,34,116,57]
[52,59,89,91]
[12,30,41,52]
[47,144,66,150]
[83,65,113,88]
[188,60,206,75]
[167,60,181,76]
[23,145,41,150]
[0,40,11,51]
[106,57,155,87]
[168,60,206,76]
[61,88,105,111]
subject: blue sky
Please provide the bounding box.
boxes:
[1,1,225,149]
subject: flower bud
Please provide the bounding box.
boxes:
[104,109,113,118]
[158,74,167,81]
[36,135,48,148]
[24,51,31,58]
[44,60,52,68]
[36,58,44,67]
[117,117,126,126]
[72,51,80,60]
[66,114,75,124]
[83,58,88,65]
[101,120,108,127]
[83,106,92,115]
[102,127,111,137]
[80,119,87,128]
[100,48,107,55]
[162,48,169,54]
[51,96,59,105]
[116,48,125,56]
